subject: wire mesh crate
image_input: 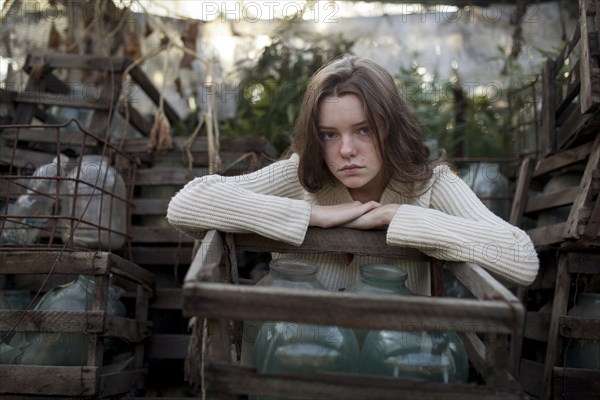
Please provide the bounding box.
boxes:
[0,120,137,257]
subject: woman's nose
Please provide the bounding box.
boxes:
[340,135,357,158]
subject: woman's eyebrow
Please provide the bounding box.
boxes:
[318,121,367,130]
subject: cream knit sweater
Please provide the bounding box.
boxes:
[167,154,539,294]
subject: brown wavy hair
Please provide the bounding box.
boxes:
[290,55,437,195]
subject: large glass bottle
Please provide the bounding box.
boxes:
[60,154,127,250]
[345,264,412,346]
[7,275,127,366]
[564,293,600,370]
[241,258,328,366]
[359,330,468,383]
[1,155,68,245]
[250,259,360,376]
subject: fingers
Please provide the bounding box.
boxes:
[309,201,382,228]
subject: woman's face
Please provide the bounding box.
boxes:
[318,94,386,202]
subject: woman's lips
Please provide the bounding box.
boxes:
[339,165,363,173]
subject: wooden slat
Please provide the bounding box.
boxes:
[0,146,54,167]
[184,283,516,334]
[555,60,581,116]
[0,365,98,396]
[0,310,105,333]
[14,91,111,110]
[25,53,130,73]
[542,58,557,156]
[524,187,580,213]
[104,315,152,342]
[580,0,599,114]
[2,128,100,147]
[526,222,566,247]
[559,315,600,340]
[509,157,534,226]
[540,253,572,399]
[533,141,591,178]
[232,228,428,260]
[184,229,222,284]
[0,252,109,275]
[130,226,194,244]
[121,136,278,159]
[564,135,600,238]
[552,366,600,400]
[135,167,206,186]
[203,362,523,400]
[566,251,600,274]
[107,252,155,290]
[554,20,581,73]
[128,64,180,126]
[518,359,544,398]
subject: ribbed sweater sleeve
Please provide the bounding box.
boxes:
[386,165,539,286]
[166,155,312,245]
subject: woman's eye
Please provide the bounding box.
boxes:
[321,132,336,140]
[358,127,370,135]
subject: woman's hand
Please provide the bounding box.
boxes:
[309,201,382,228]
[342,204,400,230]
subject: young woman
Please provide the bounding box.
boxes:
[167,55,538,295]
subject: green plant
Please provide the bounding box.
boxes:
[220,25,354,153]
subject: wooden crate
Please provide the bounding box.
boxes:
[0,123,138,257]
[0,251,154,398]
[541,0,600,156]
[182,228,527,399]
[509,135,600,250]
[123,137,278,367]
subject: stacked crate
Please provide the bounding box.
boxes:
[123,134,278,394]
[0,123,154,399]
[510,1,600,398]
[181,229,527,399]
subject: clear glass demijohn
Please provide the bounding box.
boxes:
[60,154,127,250]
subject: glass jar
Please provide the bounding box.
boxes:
[241,258,327,366]
[359,330,468,383]
[565,293,600,370]
[60,154,127,250]
[345,264,412,346]
[1,155,68,245]
[249,259,360,376]
[7,275,127,366]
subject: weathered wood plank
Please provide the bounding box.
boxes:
[14,91,111,110]
[526,222,566,247]
[134,167,205,185]
[232,228,428,260]
[130,226,194,244]
[566,251,600,274]
[509,157,534,226]
[542,58,557,156]
[0,365,98,396]
[525,187,579,213]
[564,135,600,239]
[184,229,222,284]
[203,362,523,400]
[131,198,170,215]
[24,53,130,73]
[552,366,600,400]
[518,359,544,398]
[128,64,180,126]
[533,141,591,178]
[559,315,600,340]
[0,252,108,275]
[0,310,105,333]
[184,283,516,334]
